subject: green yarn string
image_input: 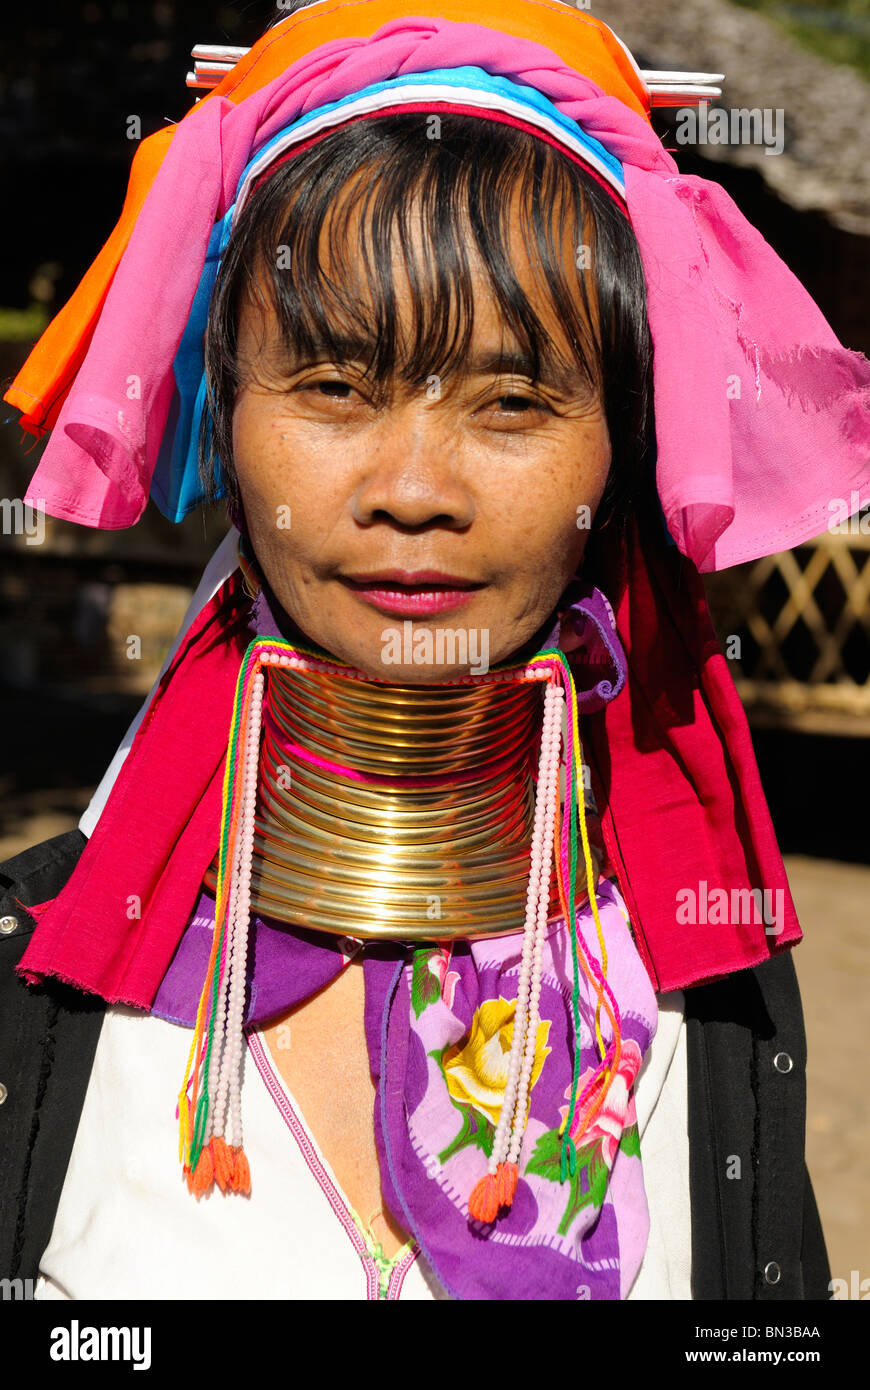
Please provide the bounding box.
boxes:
[190,1092,209,1170]
[560,760,583,1182]
[529,650,585,1184]
[560,1134,578,1184]
[189,641,256,1171]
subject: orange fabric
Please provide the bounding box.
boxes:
[206,2,648,118]
[4,2,648,438]
[5,127,175,436]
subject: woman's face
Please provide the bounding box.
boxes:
[231,184,611,682]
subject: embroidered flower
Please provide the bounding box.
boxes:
[559,1037,643,1169]
[428,946,460,1011]
[442,997,551,1127]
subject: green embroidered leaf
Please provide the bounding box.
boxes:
[557,1138,610,1236]
[410,948,441,1018]
[583,1142,610,1208]
[525,1128,565,1184]
[619,1123,641,1159]
[475,1112,495,1160]
[525,1130,622,1235]
[438,1102,495,1163]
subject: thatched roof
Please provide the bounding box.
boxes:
[592,0,870,234]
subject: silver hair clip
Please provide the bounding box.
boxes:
[184,41,723,106]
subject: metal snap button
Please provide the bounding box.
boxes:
[0,915,18,934]
[773,1052,793,1074]
[764,1261,781,1285]
[0,1083,7,1104]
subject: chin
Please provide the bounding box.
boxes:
[370,663,486,686]
[329,648,484,685]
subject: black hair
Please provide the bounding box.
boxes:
[199,110,656,539]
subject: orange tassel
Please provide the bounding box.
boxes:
[496,1160,519,1209]
[211,1135,234,1192]
[468,1171,501,1223]
[230,1146,251,1194]
[190,1143,214,1197]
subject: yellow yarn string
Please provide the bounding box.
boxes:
[177,655,259,1167]
[551,765,620,1139]
[551,773,613,1058]
[573,745,609,1060]
[550,654,610,1059]
[575,765,622,1104]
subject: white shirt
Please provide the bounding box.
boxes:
[34,992,690,1301]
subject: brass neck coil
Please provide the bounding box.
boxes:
[204,663,590,940]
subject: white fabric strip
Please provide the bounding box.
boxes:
[78,528,239,837]
[235,80,626,219]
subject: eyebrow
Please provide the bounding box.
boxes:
[271,334,594,396]
[464,349,593,396]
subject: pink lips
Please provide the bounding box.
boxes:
[340,570,484,617]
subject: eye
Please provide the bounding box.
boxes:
[289,374,372,410]
[495,394,539,413]
[483,391,551,421]
[308,378,354,399]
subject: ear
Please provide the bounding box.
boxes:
[558,615,586,656]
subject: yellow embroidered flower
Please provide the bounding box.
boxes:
[442,997,551,1127]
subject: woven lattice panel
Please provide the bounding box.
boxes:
[702,527,870,734]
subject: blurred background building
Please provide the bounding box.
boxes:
[1,0,867,1288]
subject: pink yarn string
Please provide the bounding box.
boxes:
[556,658,624,1053]
[211,665,265,1149]
[484,679,564,1180]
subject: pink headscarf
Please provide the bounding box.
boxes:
[19,15,870,569]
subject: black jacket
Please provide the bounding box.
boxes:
[0,828,831,1299]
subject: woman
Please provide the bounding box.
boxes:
[1,0,866,1301]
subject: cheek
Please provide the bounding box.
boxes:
[232,403,299,516]
[503,430,610,560]
[232,404,349,560]
[561,424,612,538]
[231,408,293,561]
[231,400,273,504]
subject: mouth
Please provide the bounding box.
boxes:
[339,570,486,618]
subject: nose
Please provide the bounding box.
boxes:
[349,402,475,531]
